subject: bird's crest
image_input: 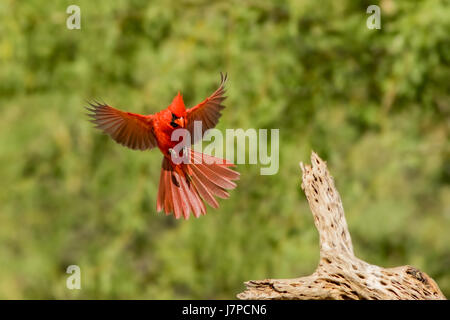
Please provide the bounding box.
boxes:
[169,92,186,117]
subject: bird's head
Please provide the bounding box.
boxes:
[168,92,186,128]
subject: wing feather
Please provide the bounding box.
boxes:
[186,73,228,144]
[86,102,157,151]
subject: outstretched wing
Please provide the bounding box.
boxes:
[86,101,157,151]
[186,73,228,144]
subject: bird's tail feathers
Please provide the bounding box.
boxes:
[156,149,239,219]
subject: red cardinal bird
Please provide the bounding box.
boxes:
[87,73,239,219]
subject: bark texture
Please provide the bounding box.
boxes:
[237,152,446,300]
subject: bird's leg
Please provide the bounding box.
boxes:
[182,146,189,160]
[168,147,189,164]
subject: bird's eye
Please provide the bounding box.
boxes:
[171,113,179,120]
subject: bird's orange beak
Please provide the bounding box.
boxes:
[174,117,185,128]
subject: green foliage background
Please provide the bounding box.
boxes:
[0,0,449,299]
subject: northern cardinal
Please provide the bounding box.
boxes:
[87,73,239,219]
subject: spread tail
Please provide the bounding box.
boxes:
[156,149,240,219]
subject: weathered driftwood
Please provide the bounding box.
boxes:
[237,152,446,300]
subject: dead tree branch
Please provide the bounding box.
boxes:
[237,152,446,300]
